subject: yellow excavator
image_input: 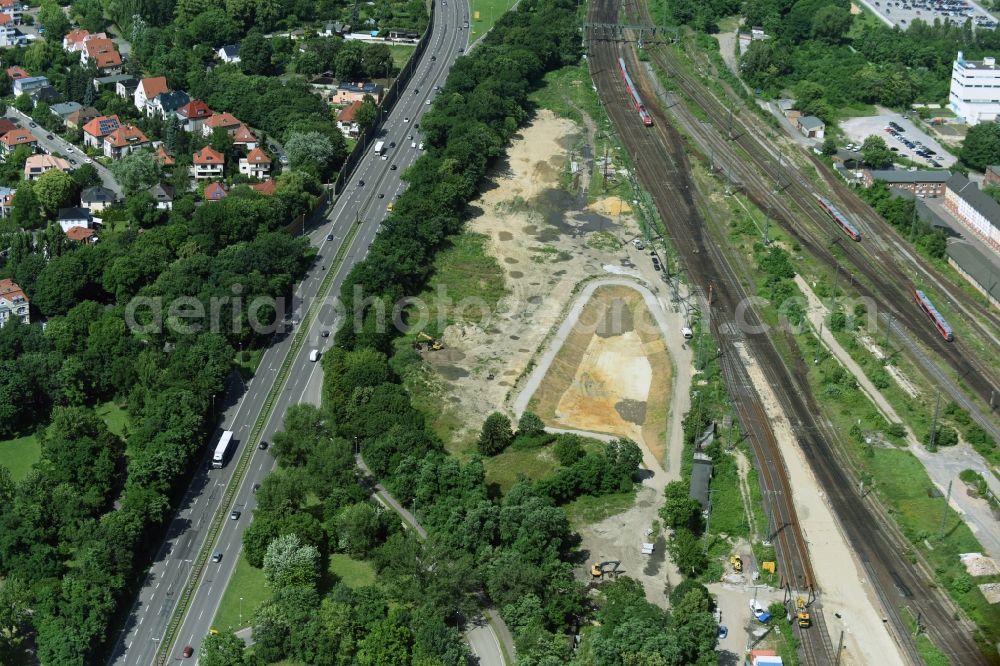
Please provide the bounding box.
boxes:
[730,554,743,573]
[796,597,811,628]
[418,332,443,351]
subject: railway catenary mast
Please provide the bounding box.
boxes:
[618,57,653,126]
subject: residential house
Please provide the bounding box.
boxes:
[49,101,82,121]
[57,207,93,233]
[986,165,1000,187]
[30,85,60,106]
[320,22,346,37]
[80,186,117,212]
[191,145,224,180]
[331,81,383,105]
[798,115,825,139]
[0,127,36,154]
[309,71,338,93]
[103,124,149,159]
[153,144,175,167]
[239,147,271,179]
[81,37,123,74]
[0,186,14,217]
[147,90,189,118]
[82,115,121,149]
[218,44,240,63]
[0,13,20,47]
[0,279,29,327]
[0,0,22,24]
[62,28,99,52]
[232,124,257,151]
[0,118,19,137]
[91,73,131,92]
[4,65,27,80]
[862,169,952,197]
[336,100,363,137]
[201,112,243,137]
[12,75,48,96]
[251,180,277,196]
[24,154,71,181]
[66,226,98,244]
[148,183,175,210]
[133,76,169,112]
[945,172,1000,255]
[64,105,100,130]
[175,99,213,132]
[204,181,228,200]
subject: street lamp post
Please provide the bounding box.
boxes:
[240,596,243,627]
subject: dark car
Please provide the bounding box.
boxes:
[322,330,330,337]
[378,193,384,198]
[253,483,261,493]
[327,233,334,240]
[29,122,36,128]
[390,164,397,170]
[211,551,223,563]
[389,141,396,148]
[258,440,268,450]
[46,134,53,140]
[358,179,365,187]
[182,646,194,658]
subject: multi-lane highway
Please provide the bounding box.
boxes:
[104,1,500,664]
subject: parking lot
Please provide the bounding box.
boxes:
[859,0,996,30]
[841,111,956,169]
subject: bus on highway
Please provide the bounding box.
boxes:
[212,430,234,468]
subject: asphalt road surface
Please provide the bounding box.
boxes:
[103,2,508,664]
[4,107,123,197]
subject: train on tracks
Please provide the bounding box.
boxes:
[618,57,653,127]
[814,195,862,241]
[913,288,954,341]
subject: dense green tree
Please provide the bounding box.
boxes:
[861,135,893,169]
[660,480,703,533]
[356,95,379,132]
[669,527,708,576]
[10,185,43,229]
[240,29,272,75]
[38,0,71,37]
[811,5,853,45]
[263,533,321,590]
[110,150,162,195]
[33,170,79,218]
[517,411,545,437]
[200,631,250,666]
[478,412,513,455]
[960,122,1000,171]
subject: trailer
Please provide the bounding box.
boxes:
[617,57,653,127]
[814,195,862,241]
[913,288,954,341]
[212,430,234,469]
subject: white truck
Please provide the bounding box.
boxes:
[374,140,386,157]
[212,430,234,469]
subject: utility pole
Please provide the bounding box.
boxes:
[928,393,941,451]
[909,203,920,242]
[703,490,716,555]
[763,218,770,246]
[728,106,734,139]
[884,312,893,349]
[938,480,953,539]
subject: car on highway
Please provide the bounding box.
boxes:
[182,646,194,658]
[322,330,330,337]
[431,55,437,61]
[211,551,223,563]
[378,193,385,198]
[85,158,92,164]
[404,117,410,123]
[253,483,261,493]
[230,510,241,520]
[358,179,365,186]
[29,122,36,128]
[258,440,268,450]
[46,134,53,140]
[327,233,334,240]
[426,100,431,105]
[390,164,397,170]
[389,141,396,148]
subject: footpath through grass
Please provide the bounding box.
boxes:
[212,554,270,632]
[468,0,518,43]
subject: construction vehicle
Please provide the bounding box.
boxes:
[589,561,620,581]
[796,597,811,628]
[591,563,602,579]
[730,554,743,573]
[417,332,443,350]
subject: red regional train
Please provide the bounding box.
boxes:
[912,288,954,342]
[814,195,862,242]
[618,57,653,127]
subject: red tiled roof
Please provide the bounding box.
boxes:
[0,278,27,303]
[337,100,363,123]
[204,182,228,200]
[85,39,122,68]
[232,124,256,144]
[204,112,242,129]
[0,118,18,136]
[104,124,148,148]
[244,147,271,164]
[82,114,121,137]
[66,226,97,242]
[0,0,21,8]
[139,76,169,100]
[251,180,277,195]
[64,28,89,45]
[0,14,12,26]
[193,146,224,164]
[1,128,36,146]
[5,66,28,80]
[178,99,213,120]
[154,145,175,166]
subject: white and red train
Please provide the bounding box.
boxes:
[618,57,653,127]
[913,288,954,342]
[814,195,862,241]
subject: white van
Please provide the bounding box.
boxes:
[681,327,693,340]
[411,141,417,148]
[309,349,320,362]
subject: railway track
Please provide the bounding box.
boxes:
[586,3,832,663]
[587,1,992,663]
[615,5,1000,445]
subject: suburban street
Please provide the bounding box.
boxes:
[4,107,124,197]
[104,1,513,665]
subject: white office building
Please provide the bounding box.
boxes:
[950,51,1000,125]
